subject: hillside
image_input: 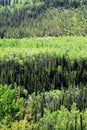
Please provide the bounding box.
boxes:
[0,37,87,129]
[0,0,87,38]
[0,1,87,129]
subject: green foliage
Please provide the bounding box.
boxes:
[0,85,87,129]
[0,85,24,128]
[0,37,87,129]
[0,37,87,94]
[0,0,87,38]
[26,87,87,121]
[36,103,83,130]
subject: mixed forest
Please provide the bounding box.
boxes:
[0,0,87,38]
[0,0,87,130]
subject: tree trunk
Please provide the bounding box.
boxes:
[80,114,83,130]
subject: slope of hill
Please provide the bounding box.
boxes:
[0,0,87,38]
[0,37,87,129]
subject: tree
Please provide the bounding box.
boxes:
[0,85,24,122]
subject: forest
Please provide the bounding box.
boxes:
[0,37,87,129]
[0,0,87,130]
[0,0,87,38]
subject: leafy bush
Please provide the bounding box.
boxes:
[0,85,24,128]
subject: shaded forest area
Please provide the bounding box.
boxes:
[0,0,87,38]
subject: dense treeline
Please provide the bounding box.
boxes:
[1,55,87,94]
[0,37,87,129]
[0,0,87,38]
[0,0,87,7]
[0,85,87,129]
[0,37,87,94]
